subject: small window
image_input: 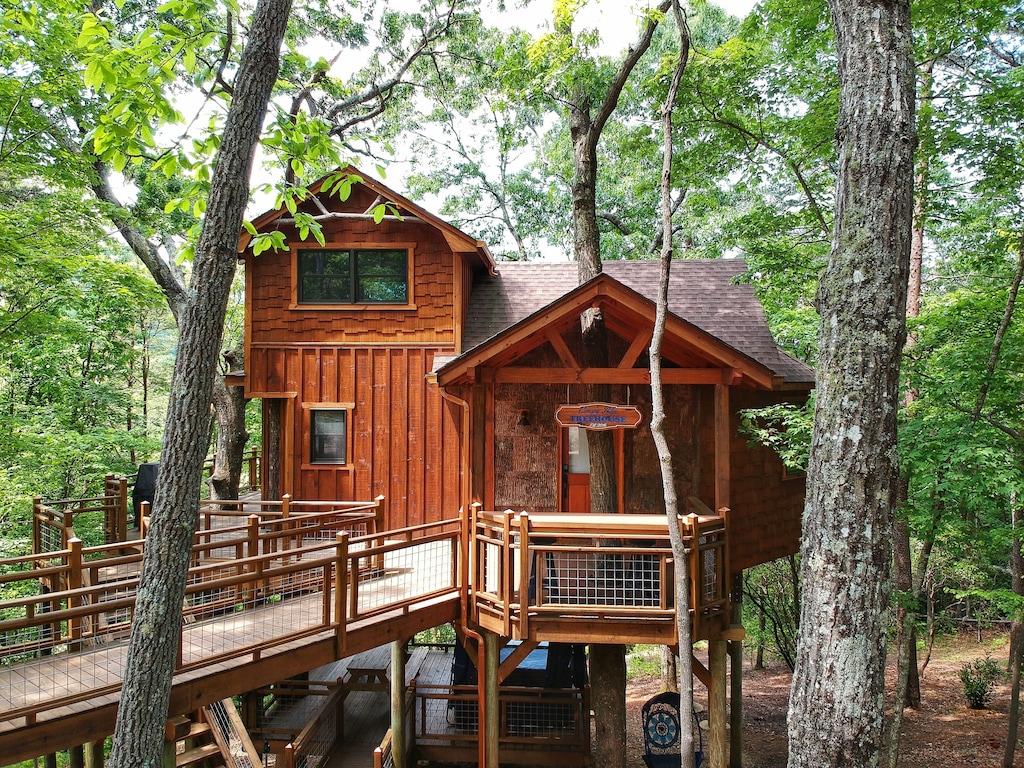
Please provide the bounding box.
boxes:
[298,248,408,304]
[311,409,347,464]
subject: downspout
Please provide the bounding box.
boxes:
[438,383,489,768]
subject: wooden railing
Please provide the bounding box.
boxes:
[0,504,461,726]
[32,474,129,553]
[412,683,591,767]
[202,446,262,492]
[280,679,345,768]
[470,497,730,643]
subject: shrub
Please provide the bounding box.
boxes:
[958,653,1002,709]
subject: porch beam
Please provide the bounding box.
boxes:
[488,368,739,385]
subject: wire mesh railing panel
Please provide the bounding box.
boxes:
[538,550,666,608]
[291,701,336,768]
[349,534,456,619]
[178,565,332,670]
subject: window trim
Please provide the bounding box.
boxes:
[303,403,354,467]
[291,244,416,309]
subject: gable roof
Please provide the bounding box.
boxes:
[439,259,813,389]
[237,165,497,275]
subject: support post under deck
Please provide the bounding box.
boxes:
[709,639,728,768]
[484,631,500,768]
[729,577,744,768]
[391,639,408,768]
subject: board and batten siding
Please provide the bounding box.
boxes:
[247,344,461,529]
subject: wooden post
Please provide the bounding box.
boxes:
[714,384,730,514]
[519,512,531,638]
[709,639,728,768]
[32,497,42,556]
[335,532,348,656]
[391,639,407,768]
[69,745,85,768]
[68,537,84,646]
[84,739,105,768]
[484,630,500,768]
[729,574,743,768]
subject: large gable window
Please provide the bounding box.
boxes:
[298,248,409,304]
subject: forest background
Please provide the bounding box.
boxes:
[1,0,1022,736]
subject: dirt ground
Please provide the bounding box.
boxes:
[624,631,1017,768]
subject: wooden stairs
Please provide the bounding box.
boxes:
[169,700,264,768]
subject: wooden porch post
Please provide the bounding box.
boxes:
[391,638,407,768]
[713,384,730,514]
[483,630,500,768]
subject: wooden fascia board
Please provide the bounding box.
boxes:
[492,368,742,385]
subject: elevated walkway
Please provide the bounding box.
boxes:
[1,493,731,766]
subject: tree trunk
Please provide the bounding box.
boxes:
[107,2,291,764]
[787,0,916,766]
[649,6,694,764]
[264,398,283,501]
[555,6,671,765]
[1004,494,1023,768]
[208,350,249,501]
[661,645,680,692]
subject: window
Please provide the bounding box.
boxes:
[310,409,347,464]
[297,248,408,304]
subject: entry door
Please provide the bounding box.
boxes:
[562,426,592,512]
[560,426,626,512]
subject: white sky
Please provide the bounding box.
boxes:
[496,0,759,54]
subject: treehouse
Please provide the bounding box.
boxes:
[0,167,813,768]
[234,166,814,763]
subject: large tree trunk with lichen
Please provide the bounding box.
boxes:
[208,350,249,501]
[786,0,915,766]
[107,3,291,764]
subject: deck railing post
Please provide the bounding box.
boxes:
[467,503,481,618]
[62,511,74,547]
[140,501,151,538]
[335,531,348,656]
[684,513,700,640]
[501,510,513,638]
[68,537,83,646]
[117,476,128,543]
[32,497,42,557]
[518,512,530,638]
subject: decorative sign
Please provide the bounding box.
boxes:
[555,402,643,430]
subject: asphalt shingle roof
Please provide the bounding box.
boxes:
[461,259,813,386]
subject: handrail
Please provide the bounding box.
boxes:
[0,508,461,725]
[282,678,345,768]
